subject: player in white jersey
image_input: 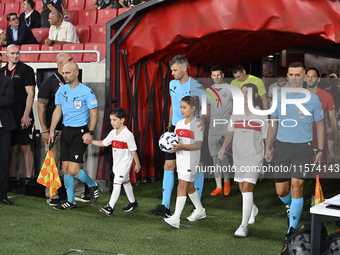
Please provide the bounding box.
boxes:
[163,96,206,228]
[218,84,268,237]
[204,65,233,196]
[91,107,141,217]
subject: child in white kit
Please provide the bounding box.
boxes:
[91,107,141,217]
[163,96,206,228]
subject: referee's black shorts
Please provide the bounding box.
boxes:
[274,140,313,182]
[164,125,176,161]
[60,125,89,163]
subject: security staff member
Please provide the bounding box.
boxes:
[1,44,35,193]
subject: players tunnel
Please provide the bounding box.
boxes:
[99,0,340,184]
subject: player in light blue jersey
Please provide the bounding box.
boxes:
[49,62,100,210]
[148,55,206,217]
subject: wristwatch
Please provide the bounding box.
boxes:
[88,130,94,135]
[317,149,325,154]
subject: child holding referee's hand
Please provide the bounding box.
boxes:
[91,107,141,217]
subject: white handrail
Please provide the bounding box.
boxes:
[0,50,102,63]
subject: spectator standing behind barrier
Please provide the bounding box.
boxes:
[48,62,99,210]
[2,45,36,194]
[0,53,17,205]
[231,63,269,110]
[19,0,41,29]
[41,0,68,28]
[0,13,39,47]
[93,0,114,10]
[119,0,146,8]
[45,12,79,46]
[265,62,325,253]
[37,53,90,206]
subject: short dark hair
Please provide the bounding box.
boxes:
[25,0,35,9]
[0,53,2,57]
[7,13,17,22]
[288,62,306,72]
[110,107,126,119]
[210,65,224,74]
[231,64,245,74]
[241,83,261,107]
[276,66,287,77]
[321,73,328,78]
[169,55,189,68]
[306,67,320,77]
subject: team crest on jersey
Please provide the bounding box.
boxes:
[298,109,305,120]
[74,100,82,109]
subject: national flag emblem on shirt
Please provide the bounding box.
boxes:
[37,150,62,198]
[217,135,233,155]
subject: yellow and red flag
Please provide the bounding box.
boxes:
[314,174,325,206]
[37,150,61,198]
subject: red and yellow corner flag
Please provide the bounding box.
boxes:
[315,174,325,206]
[37,150,62,198]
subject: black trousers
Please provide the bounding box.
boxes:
[0,127,12,199]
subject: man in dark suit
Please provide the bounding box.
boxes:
[0,53,17,205]
[0,13,39,47]
[19,0,41,29]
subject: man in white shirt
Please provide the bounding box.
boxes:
[45,12,79,45]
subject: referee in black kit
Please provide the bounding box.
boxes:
[2,44,35,193]
[37,52,89,206]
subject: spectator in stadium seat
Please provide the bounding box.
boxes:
[45,12,79,45]
[118,0,146,8]
[19,0,41,29]
[93,0,114,10]
[41,0,68,28]
[0,13,39,47]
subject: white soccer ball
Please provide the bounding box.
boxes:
[159,132,179,153]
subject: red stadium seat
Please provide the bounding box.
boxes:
[84,0,96,10]
[68,0,85,11]
[39,44,62,62]
[64,10,78,25]
[118,8,130,15]
[20,44,41,62]
[97,8,117,24]
[0,4,5,15]
[89,24,105,43]
[35,1,43,13]
[75,25,90,43]
[5,3,20,14]
[62,43,84,62]
[1,0,14,3]
[83,43,105,62]
[32,28,49,44]
[77,10,97,25]
[0,15,8,30]
[14,0,22,2]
